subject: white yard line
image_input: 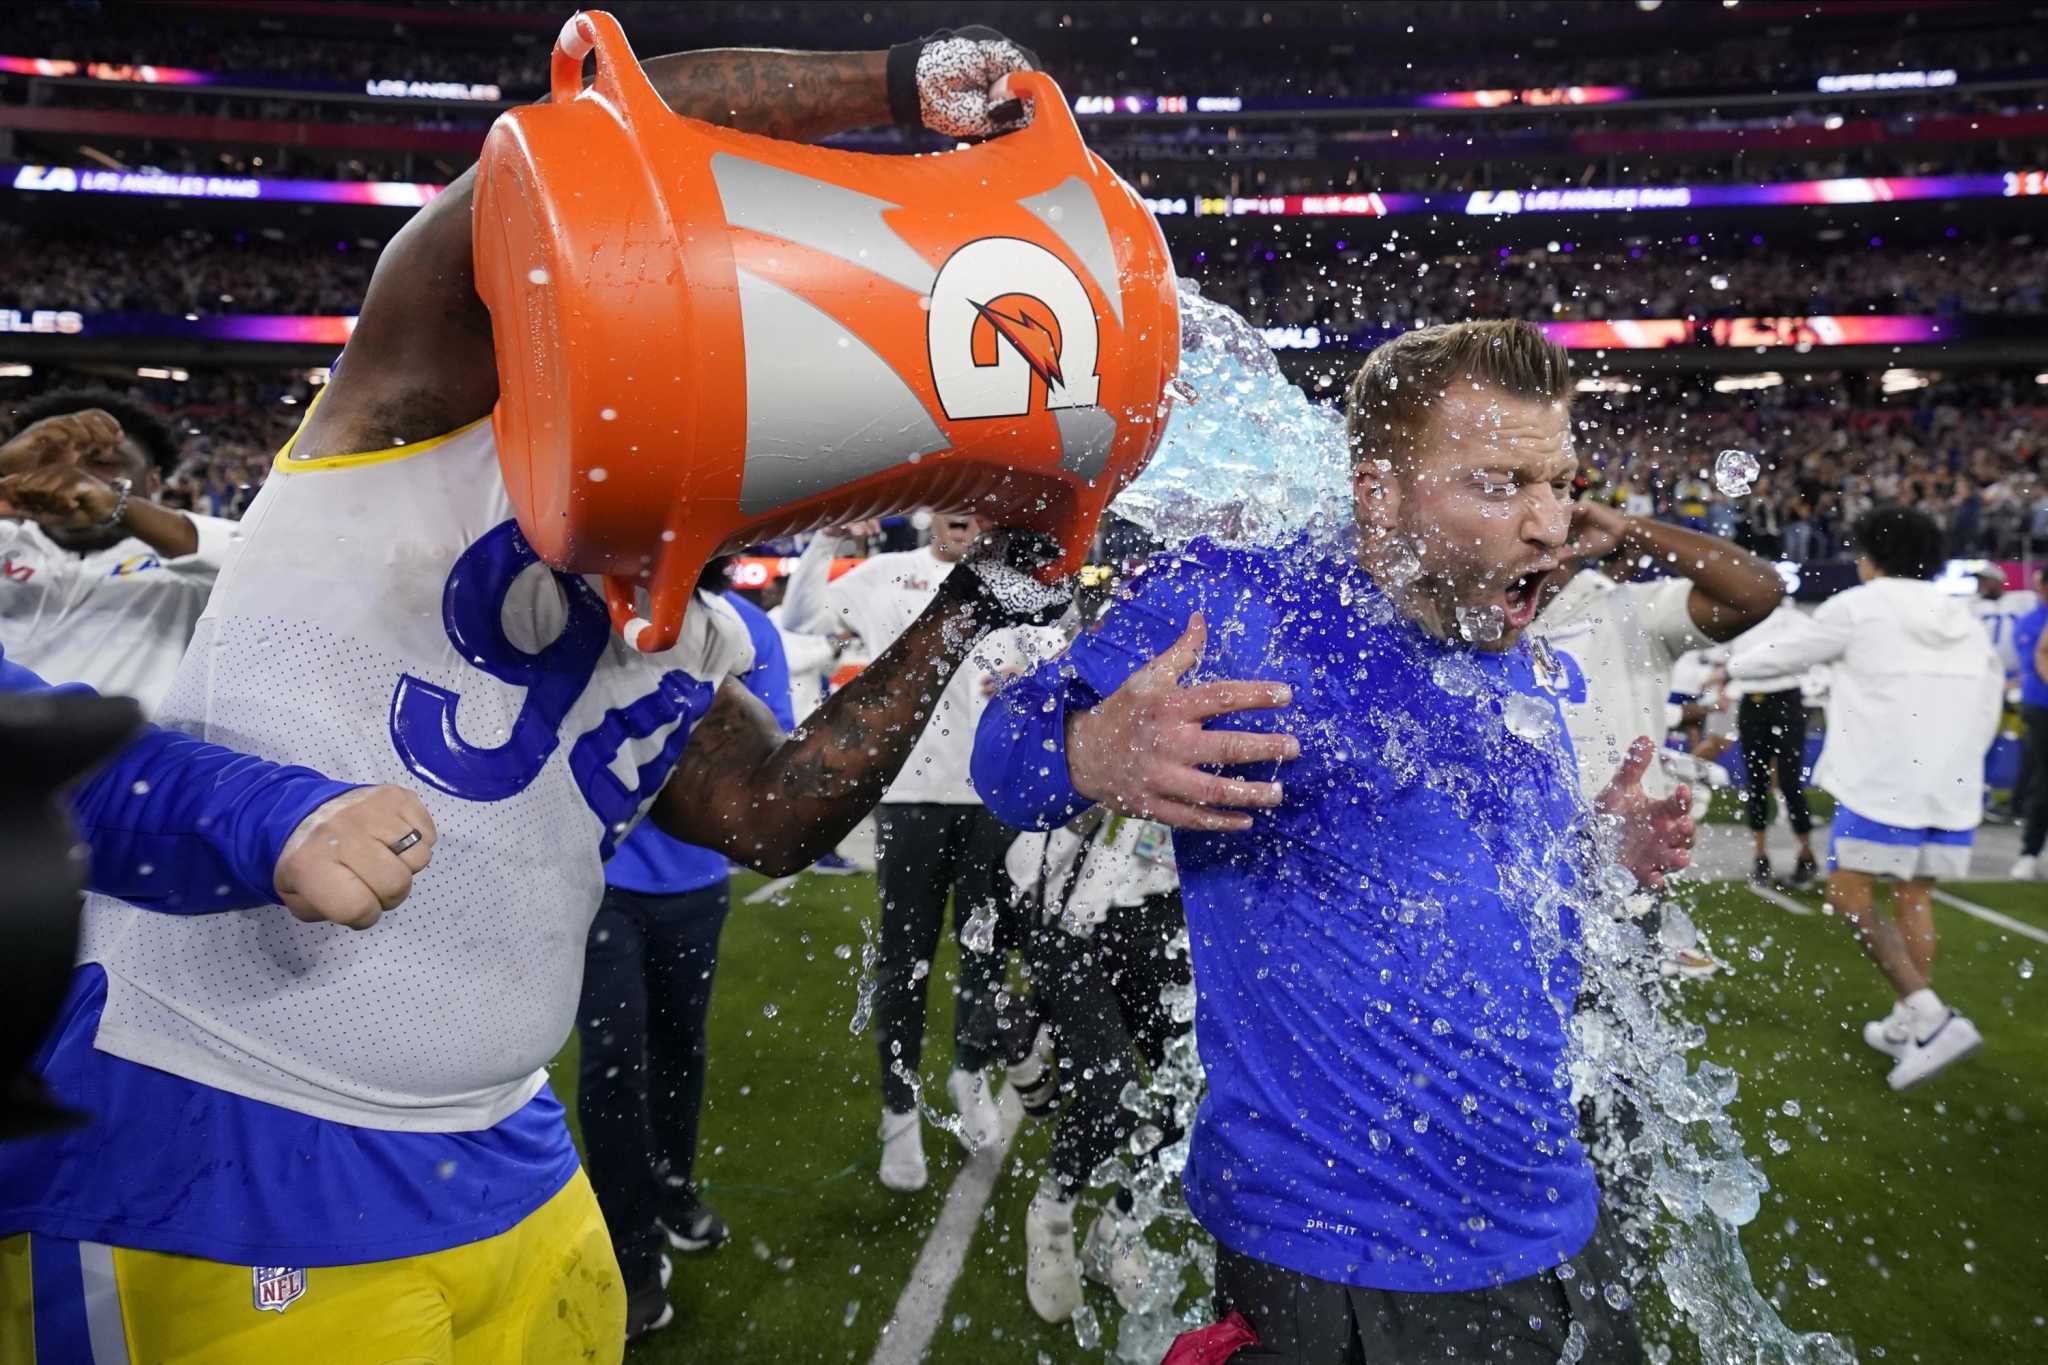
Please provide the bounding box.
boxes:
[868,1086,1025,1365]
[1746,883,1817,917]
[1932,889,2048,948]
[741,873,803,905]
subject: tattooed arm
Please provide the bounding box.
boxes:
[651,569,989,875]
[288,48,890,462]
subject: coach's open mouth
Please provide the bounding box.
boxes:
[1501,565,1559,629]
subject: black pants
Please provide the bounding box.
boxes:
[1215,1222,1645,1364]
[1028,890,1192,1194]
[1738,690,1813,836]
[873,803,1016,1112]
[2021,703,2048,857]
[576,882,729,1283]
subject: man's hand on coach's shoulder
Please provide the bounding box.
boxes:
[1065,613,1301,833]
[274,786,439,931]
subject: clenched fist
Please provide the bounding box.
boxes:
[890,26,1039,139]
[273,786,438,930]
[0,464,123,530]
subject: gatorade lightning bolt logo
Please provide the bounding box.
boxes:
[970,297,1066,391]
[929,237,1101,421]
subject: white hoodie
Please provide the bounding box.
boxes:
[1728,577,2001,831]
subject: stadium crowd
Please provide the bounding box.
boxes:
[11,224,2046,325]
[7,1,2040,102]
[1193,238,2048,329]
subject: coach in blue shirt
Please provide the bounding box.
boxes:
[974,322,1690,1363]
[575,581,792,1330]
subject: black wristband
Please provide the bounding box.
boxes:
[885,35,931,128]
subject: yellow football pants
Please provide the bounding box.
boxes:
[0,1169,623,1364]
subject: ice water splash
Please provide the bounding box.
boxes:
[1110,282,1352,547]
[1568,813,1855,1365]
[1713,448,1761,497]
[960,902,998,954]
[1454,602,1506,644]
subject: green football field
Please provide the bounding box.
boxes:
[549,871,2048,1364]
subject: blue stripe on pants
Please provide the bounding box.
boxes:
[30,1235,92,1363]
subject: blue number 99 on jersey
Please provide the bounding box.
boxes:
[389,519,716,856]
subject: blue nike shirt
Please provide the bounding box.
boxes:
[973,536,1599,1292]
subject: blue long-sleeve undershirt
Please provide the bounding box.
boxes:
[4,643,356,912]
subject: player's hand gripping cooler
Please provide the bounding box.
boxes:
[474,10,1180,651]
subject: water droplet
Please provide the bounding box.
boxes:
[763,1002,779,1019]
[526,267,549,285]
[2020,958,2035,980]
[588,467,608,482]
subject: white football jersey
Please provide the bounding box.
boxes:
[78,414,752,1132]
[0,511,239,713]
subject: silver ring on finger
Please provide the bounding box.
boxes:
[387,828,424,857]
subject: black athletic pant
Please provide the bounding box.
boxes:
[1029,890,1192,1195]
[2020,703,2048,857]
[576,882,729,1283]
[873,802,1016,1113]
[1738,689,1813,836]
[1214,1220,1645,1364]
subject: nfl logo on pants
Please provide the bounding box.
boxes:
[252,1265,307,1313]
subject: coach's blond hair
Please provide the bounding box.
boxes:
[1344,320,1572,472]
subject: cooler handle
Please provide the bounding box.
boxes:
[552,10,667,127]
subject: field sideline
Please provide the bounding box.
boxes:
[549,871,2048,1364]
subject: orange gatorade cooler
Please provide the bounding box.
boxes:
[473,9,1180,651]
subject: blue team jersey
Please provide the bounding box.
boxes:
[2017,605,2048,708]
[974,537,1597,1292]
[605,593,795,895]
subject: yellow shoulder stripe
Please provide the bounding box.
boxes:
[271,386,491,474]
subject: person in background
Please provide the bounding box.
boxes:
[0,393,240,713]
[1730,507,2002,1091]
[1529,495,1781,979]
[1529,495,1781,800]
[2010,569,2048,880]
[575,560,793,1339]
[767,529,864,874]
[797,512,1027,1192]
[1724,596,1822,886]
[1969,564,2038,685]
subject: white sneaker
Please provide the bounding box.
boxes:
[1024,1187,1083,1323]
[2013,855,2040,881]
[1081,1203,1154,1311]
[1008,1024,1061,1119]
[1887,1012,1984,1092]
[947,1068,1002,1154]
[1659,947,1723,980]
[879,1108,927,1191]
[1861,1002,1911,1061]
